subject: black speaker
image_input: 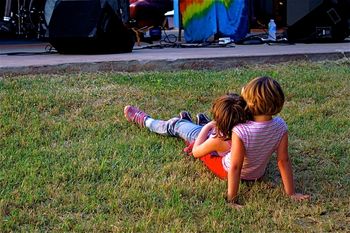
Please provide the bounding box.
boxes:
[47,0,134,54]
[287,0,350,43]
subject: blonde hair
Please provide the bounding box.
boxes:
[241,76,285,116]
[211,93,247,140]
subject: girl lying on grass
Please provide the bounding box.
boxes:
[124,76,309,208]
[124,93,247,179]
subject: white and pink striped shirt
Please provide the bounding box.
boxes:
[222,117,288,180]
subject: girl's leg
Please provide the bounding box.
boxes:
[124,105,177,136]
[147,118,202,143]
[172,119,203,143]
[146,117,179,136]
[125,105,202,141]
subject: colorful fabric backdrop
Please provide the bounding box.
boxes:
[175,0,248,43]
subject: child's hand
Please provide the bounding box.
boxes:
[228,202,244,210]
[205,121,216,128]
[290,193,310,201]
[226,196,243,210]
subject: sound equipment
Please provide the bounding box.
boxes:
[46,0,134,54]
[287,0,350,43]
[0,0,46,38]
[287,0,323,26]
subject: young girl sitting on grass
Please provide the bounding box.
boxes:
[124,93,248,179]
[225,76,310,207]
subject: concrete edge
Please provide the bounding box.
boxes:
[1,51,349,76]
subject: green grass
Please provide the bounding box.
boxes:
[1,60,349,232]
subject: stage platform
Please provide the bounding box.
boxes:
[0,37,349,76]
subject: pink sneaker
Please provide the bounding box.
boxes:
[124,105,149,127]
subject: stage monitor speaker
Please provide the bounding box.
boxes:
[287,0,323,26]
[47,0,134,54]
[287,0,350,43]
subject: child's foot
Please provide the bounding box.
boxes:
[196,113,211,126]
[124,105,149,127]
[179,111,192,122]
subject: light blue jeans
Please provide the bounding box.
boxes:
[147,117,203,143]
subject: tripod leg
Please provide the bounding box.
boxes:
[4,0,13,20]
[0,0,15,33]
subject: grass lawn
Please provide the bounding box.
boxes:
[1,60,349,232]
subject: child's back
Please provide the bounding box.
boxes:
[223,117,287,180]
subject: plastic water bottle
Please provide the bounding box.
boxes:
[268,19,276,41]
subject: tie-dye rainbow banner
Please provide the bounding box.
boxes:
[177,0,248,42]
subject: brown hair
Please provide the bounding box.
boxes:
[241,76,285,116]
[211,93,248,140]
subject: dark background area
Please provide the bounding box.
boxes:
[1,0,349,43]
[0,0,288,39]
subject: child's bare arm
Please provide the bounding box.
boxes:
[276,133,295,195]
[227,133,245,203]
[277,133,310,200]
[192,121,229,158]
